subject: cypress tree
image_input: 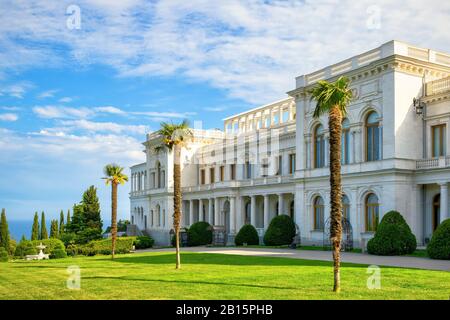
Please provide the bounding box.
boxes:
[82,185,103,230]
[66,209,71,226]
[59,210,65,236]
[40,211,48,240]
[50,220,59,238]
[68,204,84,234]
[0,208,10,252]
[31,212,39,241]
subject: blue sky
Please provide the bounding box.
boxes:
[1,0,450,223]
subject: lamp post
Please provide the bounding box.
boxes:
[413,98,425,116]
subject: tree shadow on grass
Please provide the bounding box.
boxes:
[81,275,299,291]
[105,252,368,269]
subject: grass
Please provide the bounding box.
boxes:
[0,251,449,300]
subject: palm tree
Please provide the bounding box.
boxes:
[309,76,353,292]
[103,164,128,259]
[154,120,192,269]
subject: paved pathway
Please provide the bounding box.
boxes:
[141,247,450,272]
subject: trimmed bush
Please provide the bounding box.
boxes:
[134,236,154,249]
[263,215,296,246]
[235,224,259,246]
[0,247,8,262]
[367,211,417,256]
[187,222,212,246]
[427,219,450,260]
[31,238,66,256]
[50,248,67,259]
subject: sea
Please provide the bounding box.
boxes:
[8,220,112,241]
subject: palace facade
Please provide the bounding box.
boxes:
[129,40,450,248]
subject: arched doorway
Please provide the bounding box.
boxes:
[433,194,440,231]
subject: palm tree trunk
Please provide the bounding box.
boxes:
[329,105,343,292]
[111,182,118,260]
[173,144,182,269]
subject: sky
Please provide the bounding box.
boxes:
[1,0,450,223]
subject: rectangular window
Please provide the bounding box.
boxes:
[273,114,279,125]
[200,169,205,185]
[230,164,236,180]
[261,158,269,177]
[432,124,446,157]
[220,166,225,181]
[289,154,296,174]
[245,161,252,179]
[210,168,215,184]
[282,110,289,123]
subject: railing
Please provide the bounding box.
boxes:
[426,76,450,96]
[416,156,450,169]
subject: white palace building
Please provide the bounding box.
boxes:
[129,40,450,248]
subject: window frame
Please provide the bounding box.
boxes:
[432,124,446,158]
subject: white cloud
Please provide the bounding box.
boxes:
[0,82,34,99]
[37,89,58,99]
[1,1,450,104]
[132,111,196,120]
[33,105,94,119]
[94,106,126,115]
[60,119,149,134]
[58,97,73,103]
[0,113,18,121]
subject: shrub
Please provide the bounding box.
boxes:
[60,232,77,246]
[66,244,78,257]
[31,238,66,256]
[14,239,37,258]
[263,215,296,246]
[427,218,450,260]
[187,222,212,246]
[75,227,103,244]
[367,211,417,256]
[0,247,8,262]
[50,248,67,259]
[235,224,259,246]
[77,237,136,256]
[134,236,154,249]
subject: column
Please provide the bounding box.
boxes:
[264,194,270,230]
[250,195,256,227]
[236,196,243,231]
[189,200,194,226]
[208,199,214,224]
[230,197,236,234]
[131,174,134,192]
[214,198,220,226]
[278,193,283,215]
[440,182,448,223]
[198,199,203,221]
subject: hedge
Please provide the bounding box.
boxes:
[235,224,259,246]
[367,211,416,256]
[263,215,296,246]
[134,236,154,249]
[187,222,212,246]
[74,237,136,256]
[427,218,450,260]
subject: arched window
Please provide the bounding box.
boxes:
[366,112,382,161]
[314,125,325,168]
[313,196,324,230]
[245,202,251,225]
[342,119,350,164]
[162,209,165,227]
[433,194,440,231]
[365,193,379,232]
[150,210,154,226]
[342,194,350,220]
[290,200,295,220]
[161,170,165,188]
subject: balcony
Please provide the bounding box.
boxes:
[416,156,450,170]
[426,76,450,96]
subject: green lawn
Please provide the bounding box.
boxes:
[0,252,449,300]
